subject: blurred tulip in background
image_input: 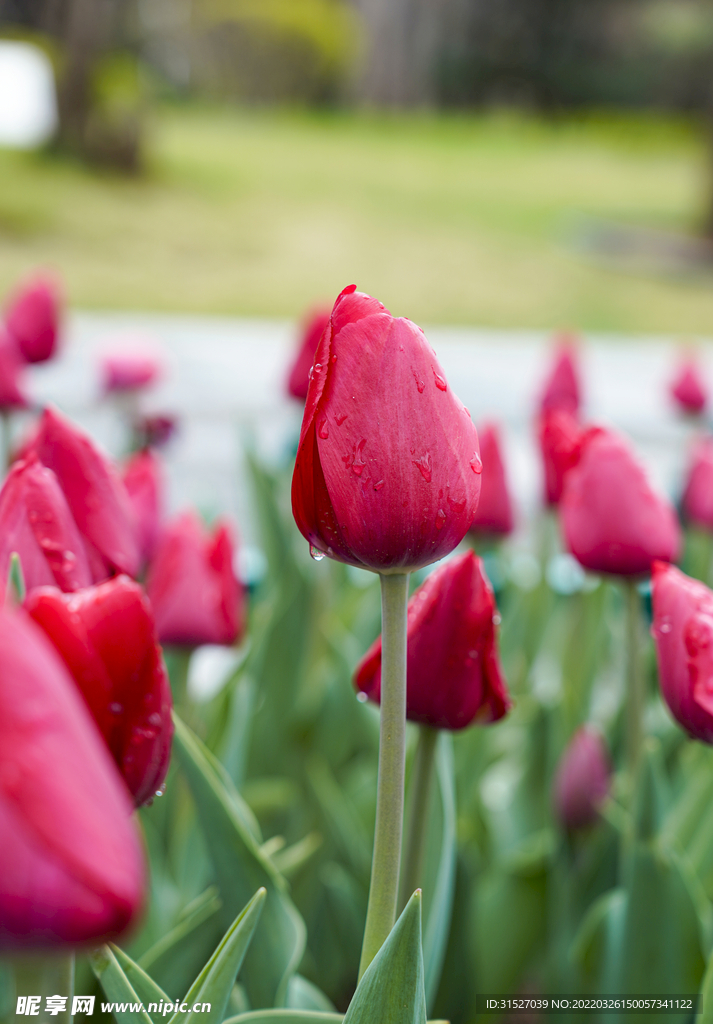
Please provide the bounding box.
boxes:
[5,273,61,365]
[122,448,164,568]
[101,350,162,395]
[538,337,581,417]
[286,306,330,401]
[469,421,514,537]
[670,355,708,416]
[538,408,584,507]
[553,725,610,830]
[682,436,713,531]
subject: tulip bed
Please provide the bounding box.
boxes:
[5,277,713,1024]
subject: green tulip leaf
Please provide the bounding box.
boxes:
[108,947,170,1019]
[173,715,306,1009]
[169,888,266,1024]
[285,976,335,1012]
[138,888,224,1000]
[421,732,456,1012]
[224,1014,342,1023]
[89,947,156,1024]
[697,943,713,1023]
[342,891,426,1024]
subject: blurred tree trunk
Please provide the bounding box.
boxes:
[56,0,108,153]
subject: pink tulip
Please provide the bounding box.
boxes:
[670,357,707,416]
[5,274,61,364]
[21,406,140,580]
[538,338,581,417]
[122,449,163,567]
[682,436,713,530]
[292,286,481,572]
[355,551,510,730]
[469,422,514,536]
[561,427,680,576]
[0,456,92,593]
[0,607,144,947]
[0,327,28,410]
[554,726,610,830]
[651,561,713,743]
[286,307,331,401]
[101,352,161,394]
[538,409,584,507]
[147,511,244,646]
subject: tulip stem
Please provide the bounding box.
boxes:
[624,579,644,782]
[0,410,10,473]
[399,723,438,914]
[12,952,75,1022]
[358,571,410,980]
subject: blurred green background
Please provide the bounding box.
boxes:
[3,0,713,331]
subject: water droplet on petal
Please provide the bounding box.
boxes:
[413,453,432,483]
[412,368,425,393]
[109,702,123,715]
[335,413,348,426]
[470,453,483,474]
[318,419,329,439]
[352,439,367,476]
[492,612,502,625]
[433,369,447,391]
[155,783,166,797]
[356,691,368,703]
[436,509,446,530]
[314,362,323,372]
[331,354,337,364]
[374,479,385,491]
[310,544,326,561]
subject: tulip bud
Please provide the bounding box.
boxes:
[0,456,92,593]
[538,408,584,506]
[292,286,481,573]
[146,510,245,647]
[469,422,514,536]
[5,274,61,364]
[136,413,177,450]
[21,406,140,580]
[670,356,707,416]
[0,607,144,946]
[0,327,28,410]
[101,352,162,394]
[123,449,163,567]
[25,576,173,807]
[651,561,713,743]
[682,436,713,531]
[538,338,580,417]
[354,550,510,730]
[561,427,680,576]
[553,726,610,830]
[287,307,330,401]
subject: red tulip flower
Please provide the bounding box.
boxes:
[0,607,143,947]
[292,286,481,573]
[682,436,713,531]
[354,551,510,730]
[22,406,140,581]
[469,422,514,536]
[147,511,244,647]
[136,414,177,450]
[0,327,28,410]
[670,357,707,416]
[0,456,92,593]
[5,274,61,364]
[101,352,162,394]
[26,576,173,808]
[561,427,680,576]
[538,408,584,506]
[651,561,713,743]
[538,338,581,417]
[287,307,331,401]
[553,726,610,830]
[123,449,163,567]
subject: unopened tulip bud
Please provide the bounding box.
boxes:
[538,337,581,417]
[147,511,245,647]
[670,356,707,416]
[469,422,514,536]
[292,286,481,573]
[287,307,330,401]
[538,408,584,506]
[682,436,713,531]
[561,427,680,576]
[0,327,28,410]
[102,352,162,394]
[651,561,713,743]
[5,274,61,364]
[355,550,510,730]
[554,726,610,830]
[123,449,163,567]
[0,607,144,946]
[25,576,173,807]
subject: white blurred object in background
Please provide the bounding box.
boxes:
[0,41,57,148]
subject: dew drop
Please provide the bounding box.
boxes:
[155,783,166,797]
[314,362,323,372]
[412,453,432,483]
[433,370,448,391]
[109,702,123,715]
[335,413,348,426]
[412,368,425,394]
[352,439,367,476]
[492,612,502,625]
[374,479,385,491]
[310,544,326,561]
[470,453,483,474]
[356,692,368,703]
[331,354,337,364]
[659,622,672,634]
[318,419,330,439]
[436,509,446,530]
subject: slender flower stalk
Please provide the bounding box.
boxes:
[625,580,644,780]
[12,954,75,1023]
[358,572,409,980]
[398,724,438,913]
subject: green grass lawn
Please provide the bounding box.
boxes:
[0,104,711,332]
